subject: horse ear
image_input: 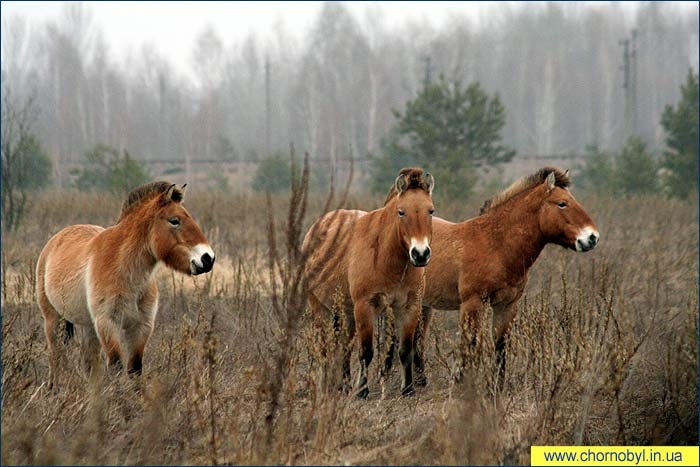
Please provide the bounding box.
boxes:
[424,173,435,195]
[564,169,570,178]
[179,184,187,201]
[545,171,556,192]
[164,184,184,203]
[394,174,408,195]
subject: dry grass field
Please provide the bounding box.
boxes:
[1,180,697,465]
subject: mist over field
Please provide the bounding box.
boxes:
[1,1,697,187]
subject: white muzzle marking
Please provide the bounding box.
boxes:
[575,227,599,252]
[190,243,215,274]
[409,237,431,266]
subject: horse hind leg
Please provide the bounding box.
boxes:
[38,290,60,389]
[397,316,419,397]
[339,305,355,393]
[413,305,433,387]
[378,311,397,379]
[495,335,507,391]
[354,301,374,399]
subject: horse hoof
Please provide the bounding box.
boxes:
[414,373,428,387]
[356,386,369,399]
[401,384,416,397]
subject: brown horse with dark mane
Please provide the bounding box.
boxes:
[386,167,599,385]
[36,182,215,387]
[303,168,435,398]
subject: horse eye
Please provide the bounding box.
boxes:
[558,202,568,209]
[168,217,181,226]
[398,209,405,218]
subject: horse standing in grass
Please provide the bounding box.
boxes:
[387,167,599,386]
[36,182,215,387]
[303,168,435,398]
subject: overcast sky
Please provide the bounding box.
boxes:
[1,1,686,80]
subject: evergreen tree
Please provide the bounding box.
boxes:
[72,145,150,193]
[252,153,292,193]
[660,69,698,198]
[579,143,614,194]
[616,137,657,195]
[370,76,515,199]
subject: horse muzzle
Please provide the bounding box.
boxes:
[409,244,431,267]
[575,227,599,252]
[190,244,216,275]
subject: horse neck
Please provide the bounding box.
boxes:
[482,189,547,273]
[110,212,158,287]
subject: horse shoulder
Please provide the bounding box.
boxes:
[440,219,495,303]
[85,227,124,285]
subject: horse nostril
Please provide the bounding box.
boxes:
[589,233,598,245]
[201,253,214,269]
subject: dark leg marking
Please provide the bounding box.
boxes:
[63,320,74,344]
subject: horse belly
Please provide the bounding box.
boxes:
[40,225,103,326]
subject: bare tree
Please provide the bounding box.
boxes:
[1,82,41,231]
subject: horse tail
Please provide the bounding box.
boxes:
[64,320,74,344]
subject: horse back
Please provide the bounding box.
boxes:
[37,224,104,325]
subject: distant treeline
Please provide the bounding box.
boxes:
[1,2,697,184]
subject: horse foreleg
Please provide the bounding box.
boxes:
[123,322,154,376]
[413,304,433,387]
[397,293,420,396]
[354,301,374,399]
[125,286,157,376]
[93,315,123,372]
[493,298,520,391]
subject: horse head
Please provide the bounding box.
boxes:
[537,170,599,252]
[391,168,435,267]
[145,183,215,274]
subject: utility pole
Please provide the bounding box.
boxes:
[422,55,432,86]
[620,29,638,140]
[265,55,271,155]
